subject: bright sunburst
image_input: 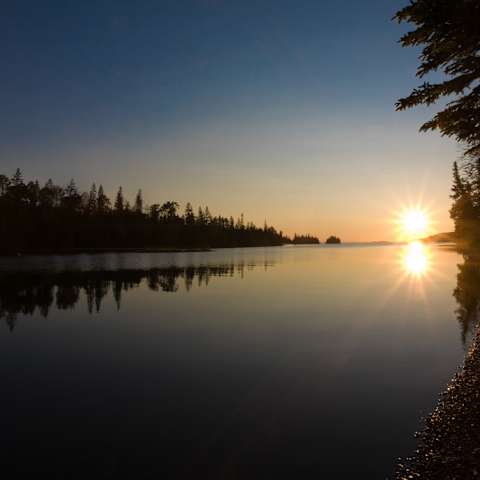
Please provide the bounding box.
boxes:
[393,206,433,241]
[402,209,428,237]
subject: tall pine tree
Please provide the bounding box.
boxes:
[134,189,143,214]
[97,185,111,213]
[114,187,124,213]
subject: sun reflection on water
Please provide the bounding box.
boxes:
[379,241,437,309]
[402,241,430,277]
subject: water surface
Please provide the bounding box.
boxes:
[0,244,469,478]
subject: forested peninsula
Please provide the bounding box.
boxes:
[0,170,321,254]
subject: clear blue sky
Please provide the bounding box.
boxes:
[0,0,458,240]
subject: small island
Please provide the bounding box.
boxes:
[325,235,341,244]
[292,234,320,245]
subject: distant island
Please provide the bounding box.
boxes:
[0,170,320,254]
[292,234,320,245]
[325,236,341,244]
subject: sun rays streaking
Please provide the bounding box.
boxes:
[392,206,436,242]
[383,182,442,243]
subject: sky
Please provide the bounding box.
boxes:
[0,0,459,241]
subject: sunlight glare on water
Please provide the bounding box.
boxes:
[402,241,430,277]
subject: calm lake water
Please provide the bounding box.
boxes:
[0,244,471,478]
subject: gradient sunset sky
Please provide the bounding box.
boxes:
[1,0,459,241]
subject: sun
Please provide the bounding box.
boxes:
[394,207,431,241]
[402,209,428,237]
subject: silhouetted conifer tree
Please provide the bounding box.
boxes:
[114,187,124,213]
[197,207,205,226]
[184,202,195,225]
[204,206,212,225]
[467,157,480,211]
[61,179,82,212]
[449,161,477,245]
[451,162,465,201]
[87,184,97,213]
[236,213,244,230]
[97,185,111,213]
[11,168,23,186]
[134,189,143,214]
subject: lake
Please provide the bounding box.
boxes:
[0,243,471,479]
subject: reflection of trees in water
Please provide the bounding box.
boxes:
[453,252,480,346]
[0,263,267,331]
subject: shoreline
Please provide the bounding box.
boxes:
[0,244,289,257]
[395,324,480,479]
[0,247,213,256]
[2,241,453,258]
[0,242,431,257]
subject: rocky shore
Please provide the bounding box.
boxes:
[395,326,480,479]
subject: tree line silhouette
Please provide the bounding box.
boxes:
[429,171,480,344]
[0,169,321,253]
[292,234,320,245]
[450,158,480,247]
[0,263,261,331]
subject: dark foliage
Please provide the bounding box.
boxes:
[292,234,320,244]
[325,235,341,244]
[395,0,480,156]
[0,170,292,253]
[449,159,480,246]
